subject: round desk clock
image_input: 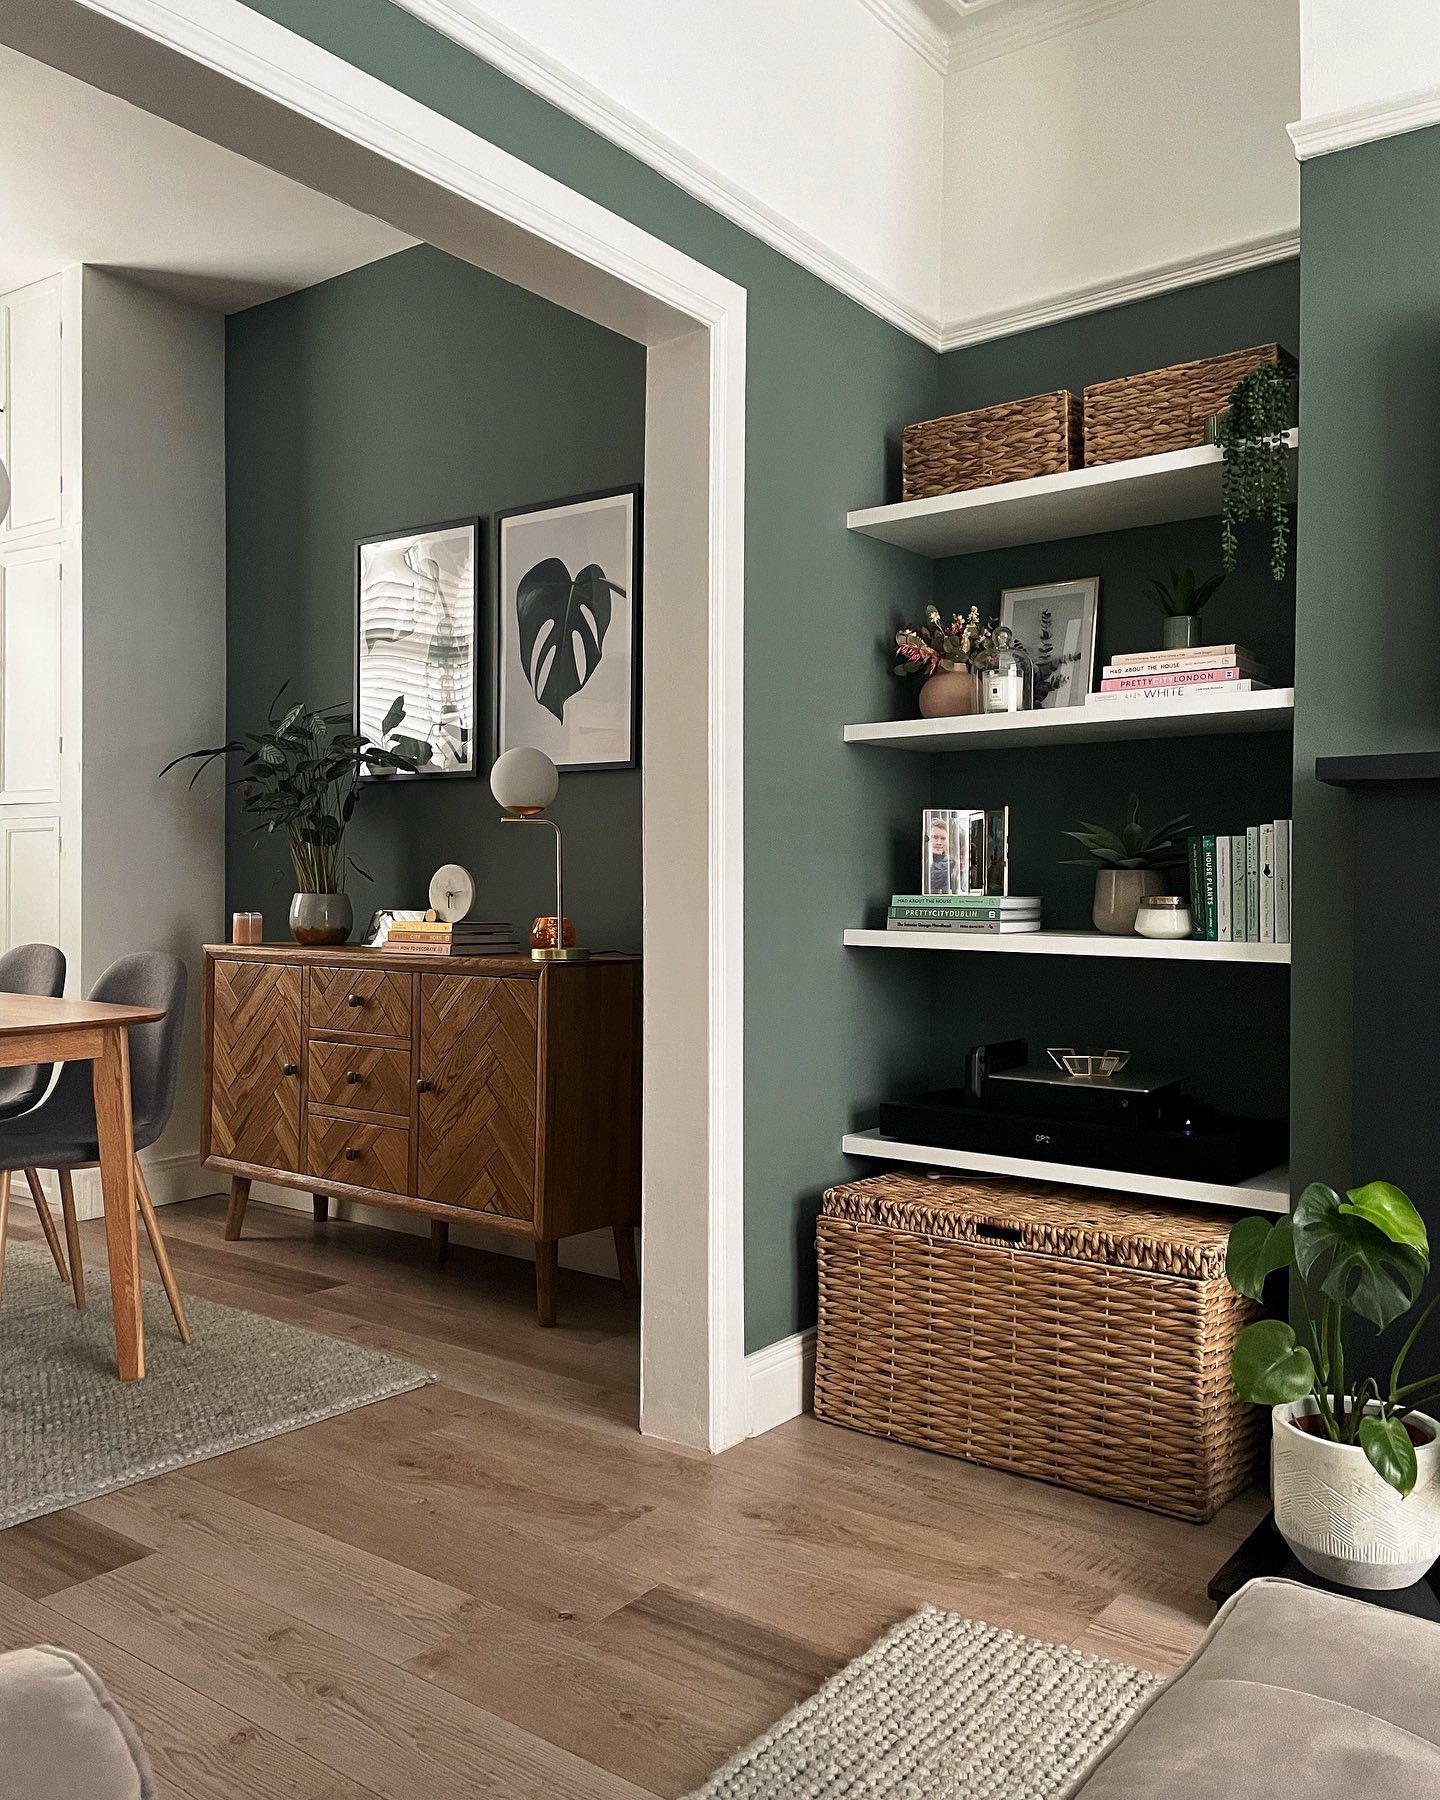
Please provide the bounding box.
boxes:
[428,863,476,923]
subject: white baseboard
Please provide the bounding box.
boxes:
[44,1150,215,1222]
[249,1181,627,1280]
[746,1327,816,1437]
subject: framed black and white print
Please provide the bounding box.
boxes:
[355,518,479,777]
[495,485,641,772]
[1000,576,1100,710]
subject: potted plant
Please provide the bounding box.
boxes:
[892,605,997,719]
[1142,566,1226,652]
[1215,362,1294,582]
[164,685,424,944]
[1226,1180,1440,1589]
[1061,794,1189,934]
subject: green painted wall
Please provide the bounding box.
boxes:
[232,0,937,1350]
[225,244,646,950]
[917,265,1300,1122]
[1293,126,1440,1201]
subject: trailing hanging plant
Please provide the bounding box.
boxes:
[1060,794,1190,872]
[1216,362,1294,582]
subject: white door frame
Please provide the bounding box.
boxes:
[8,0,749,1451]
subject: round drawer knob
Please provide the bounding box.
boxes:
[344,1146,361,1161]
[282,1062,299,1077]
[346,993,364,1008]
[416,1079,433,1094]
[346,1071,363,1085]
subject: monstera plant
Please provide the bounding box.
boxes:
[1228,1181,1438,1495]
[517,558,626,723]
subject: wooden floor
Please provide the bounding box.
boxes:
[3,1195,1265,1799]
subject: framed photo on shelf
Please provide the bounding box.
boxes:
[355,518,479,777]
[1000,577,1099,709]
[495,485,641,772]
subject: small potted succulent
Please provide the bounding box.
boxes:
[892,605,998,719]
[1143,566,1226,652]
[1227,1180,1440,1590]
[1061,794,1189,934]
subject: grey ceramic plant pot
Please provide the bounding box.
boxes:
[1162,615,1202,651]
[1092,869,1163,935]
[289,891,353,946]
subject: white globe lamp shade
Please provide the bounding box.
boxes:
[0,456,9,526]
[490,746,558,815]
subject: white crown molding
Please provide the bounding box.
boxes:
[391,0,944,347]
[856,0,950,75]
[893,0,1159,71]
[938,227,1301,351]
[1288,86,1440,162]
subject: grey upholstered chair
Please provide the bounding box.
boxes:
[0,942,70,1283]
[0,953,190,1341]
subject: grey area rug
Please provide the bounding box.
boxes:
[689,1606,1160,1799]
[2,1241,432,1529]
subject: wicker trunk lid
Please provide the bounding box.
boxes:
[814,1172,1263,1521]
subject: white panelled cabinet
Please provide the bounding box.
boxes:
[0,276,67,546]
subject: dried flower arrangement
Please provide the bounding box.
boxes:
[893,605,999,678]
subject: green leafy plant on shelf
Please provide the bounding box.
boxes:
[1143,566,1227,619]
[1216,362,1294,583]
[1227,1181,1439,1496]
[162,684,425,894]
[1060,794,1190,871]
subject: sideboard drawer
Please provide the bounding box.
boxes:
[307,1040,411,1118]
[308,965,411,1039]
[306,1112,411,1195]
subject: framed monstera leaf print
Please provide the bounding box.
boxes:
[495,486,641,771]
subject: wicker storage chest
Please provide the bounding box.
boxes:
[1082,344,1295,467]
[814,1172,1264,1521]
[901,390,1082,501]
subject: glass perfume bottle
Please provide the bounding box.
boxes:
[975,626,1033,714]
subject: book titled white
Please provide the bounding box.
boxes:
[1259,822,1276,943]
[1274,817,1292,945]
[1246,827,1261,944]
[1216,835,1232,942]
[1086,681,1266,704]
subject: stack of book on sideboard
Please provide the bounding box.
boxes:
[1086,644,1269,707]
[1187,820,1291,943]
[386,919,521,955]
[887,894,1042,935]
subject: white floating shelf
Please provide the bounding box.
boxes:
[844,687,1294,751]
[847,432,1298,559]
[845,928,1290,964]
[842,1129,1289,1215]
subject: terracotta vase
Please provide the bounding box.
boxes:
[1092,869,1162,935]
[918,668,978,719]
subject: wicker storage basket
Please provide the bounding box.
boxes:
[814,1172,1264,1521]
[1083,344,1296,467]
[901,390,1082,501]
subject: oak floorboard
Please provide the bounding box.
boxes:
[8,1196,1263,1799]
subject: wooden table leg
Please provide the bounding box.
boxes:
[224,1176,251,1240]
[92,1024,143,1381]
[535,1239,558,1328]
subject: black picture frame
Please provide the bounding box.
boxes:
[354,515,481,781]
[492,484,642,774]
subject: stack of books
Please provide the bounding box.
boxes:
[1086,645,1269,706]
[887,894,1042,935]
[1186,820,1291,943]
[385,919,521,955]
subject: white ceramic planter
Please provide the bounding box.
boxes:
[1272,1398,1440,1589]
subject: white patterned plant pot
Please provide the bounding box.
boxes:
[1272,1399,1440,1589]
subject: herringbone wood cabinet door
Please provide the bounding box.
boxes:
[419,974,537,1218]
[210,958,302,1168]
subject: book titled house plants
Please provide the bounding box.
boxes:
[1227,1179,1440,1589]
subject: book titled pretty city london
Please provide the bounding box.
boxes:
[1086,644,1270,706]
[1185,817,1291,942]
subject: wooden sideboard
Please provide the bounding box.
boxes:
[202,945,641,1324]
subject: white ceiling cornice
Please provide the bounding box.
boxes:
[868,0,1161,74]
[856,0,950,75]
[1288,84,1440,161]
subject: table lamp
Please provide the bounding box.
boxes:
[490,746,588,962]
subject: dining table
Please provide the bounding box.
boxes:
[0,993,164,1380]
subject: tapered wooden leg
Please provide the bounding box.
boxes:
[93,1024,143,1381]
[613,1223,640,1301]
[535,1239,558,1328]
[312,1195,329,1223]
[23,1168,68,1281]
[224,1175,251,1241]
[134,1156,190,1345]
[58,1168,84,1311]
[430,1220,449,1263]
[0,1171,10,1304]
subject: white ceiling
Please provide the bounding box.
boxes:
[0,44,414,311]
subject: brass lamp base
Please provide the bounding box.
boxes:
[532,945,590,963]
